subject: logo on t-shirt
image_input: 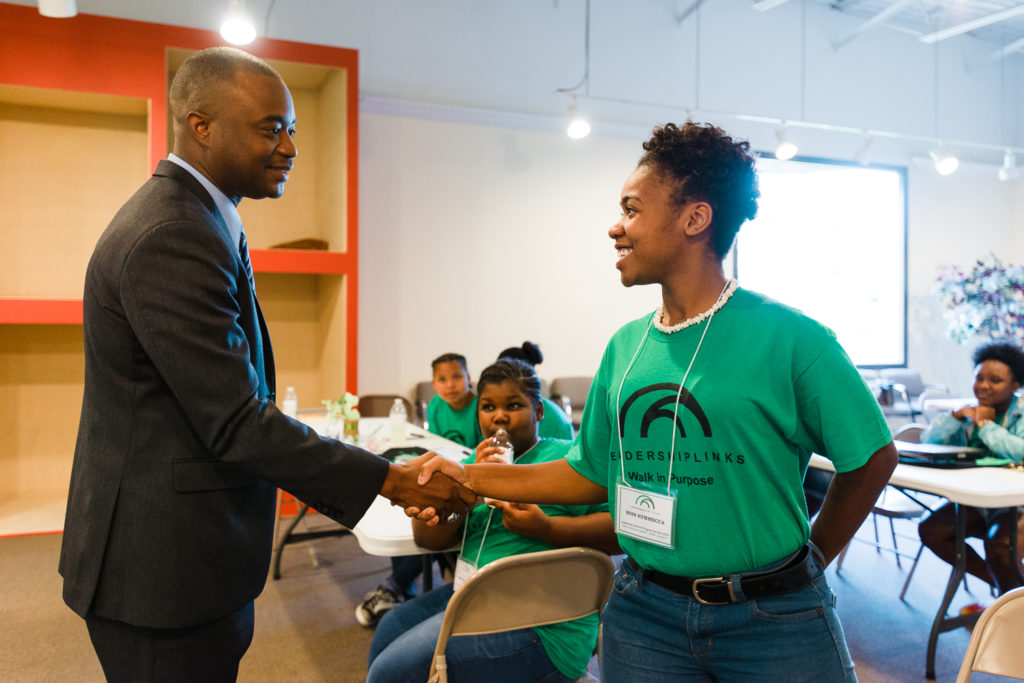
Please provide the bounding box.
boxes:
[444,430,468,446]
[619,383,711,438]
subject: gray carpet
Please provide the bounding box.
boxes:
[0,515,1015,682]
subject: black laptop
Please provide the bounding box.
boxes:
[894,439,986,468]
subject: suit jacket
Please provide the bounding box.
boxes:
[59,160,389,629]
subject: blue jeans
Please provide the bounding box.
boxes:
[367,584,573,683]
[601,548,856,682]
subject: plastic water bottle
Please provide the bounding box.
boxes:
[282,386,298,418]
[389,398,407,443]
[492,428,514,464]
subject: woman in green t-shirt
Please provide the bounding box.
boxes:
[414,122,898,682]
[366,359,618,683]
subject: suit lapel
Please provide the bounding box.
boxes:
[156,158,275,400]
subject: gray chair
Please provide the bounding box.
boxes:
[427,547,614,683]
[358,394,415,420]
[550,376,593,431]
[414,381,436,427]
[837,422,933,600]
[878,369,950,422]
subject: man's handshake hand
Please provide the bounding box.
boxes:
[380,452,475,526]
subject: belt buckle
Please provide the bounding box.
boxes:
[692,576,731,605]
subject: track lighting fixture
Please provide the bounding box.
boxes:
[854,135,873,166]
[930,147,959,176]
[774,126,798,160]
[220,0,257,45]
[38,0,76,17]
[566,99,591,140]
[998,150,1019,182]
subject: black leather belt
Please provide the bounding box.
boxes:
[626,545,814,605]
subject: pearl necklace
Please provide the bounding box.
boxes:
[653,279,738,334]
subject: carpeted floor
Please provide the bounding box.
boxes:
[0,514,1013,682]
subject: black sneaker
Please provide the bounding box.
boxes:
[355,585,400,627]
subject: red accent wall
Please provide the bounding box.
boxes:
[0,3,361,391]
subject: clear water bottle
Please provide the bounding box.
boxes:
[282,386,298,418]
[389,398,407,443]
[492,428,514,464]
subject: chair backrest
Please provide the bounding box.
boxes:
[415,381,437,404]
[858,367,881,384]
[892,422,927,444]
[956,586,1024,682]
[414,381,436,426]
[428,547,614,683]
[358,394,414,419]
[880,368,926,396]
[550,376,593,428]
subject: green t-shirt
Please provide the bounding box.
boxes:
[566,288,891,577]
[426,394,481,447]
[539,396,574,440]
[459,438,608,679]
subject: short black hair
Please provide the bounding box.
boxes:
[431,353,468,373]
[169,47,281,127]
[477,359,542,408]
[497,341,543,367]
[973,342,1024,385]
[638,122,759,258]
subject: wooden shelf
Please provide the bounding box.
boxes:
[251,249,355,275]
[0,251,356,324]
[0,298,82,325]
[0,4,360,505]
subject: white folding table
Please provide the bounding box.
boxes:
[810,452,1024,678]
[275,415,469,589]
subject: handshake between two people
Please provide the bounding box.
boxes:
[379,452,476,526]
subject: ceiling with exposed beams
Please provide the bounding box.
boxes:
[798,0,1024,54]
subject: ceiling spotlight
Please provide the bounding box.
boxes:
[929,147,959,176]
[220,0,257,45]
[774,125,798,160]
[38,0,76,17]
[998,150,1019,182]
[566,99,591,140]
[854,135,873,166]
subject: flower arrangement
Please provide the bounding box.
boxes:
[323,392,360,421]
[931,254,1024,347]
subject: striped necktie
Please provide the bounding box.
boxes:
[239,231,255,292]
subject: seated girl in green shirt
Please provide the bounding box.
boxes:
[425,352,481,447]
[366,358,618,683]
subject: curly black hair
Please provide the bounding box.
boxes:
[497,341,543,367]
[972,342,1024,385]
[477,359,542,408]
[638,122,760,258]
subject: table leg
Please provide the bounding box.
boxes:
[1012,510,1023,585]
[925,502,981,679]
[422,555,433,592]
[272,503,350,580]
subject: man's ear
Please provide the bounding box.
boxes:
[185,110,211,145]
[681,201,713,237]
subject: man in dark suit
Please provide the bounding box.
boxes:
[58,47,473,682]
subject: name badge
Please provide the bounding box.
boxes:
[615,483,676,549]
[453,556,478,592]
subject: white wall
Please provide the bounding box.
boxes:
[357,111,1024,399]
[10,0,1022,398]
[358,113,649,394]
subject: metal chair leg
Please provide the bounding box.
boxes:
[889,517,903,569]
[900,545,924,600]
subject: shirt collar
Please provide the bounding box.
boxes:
[167,154,244,250]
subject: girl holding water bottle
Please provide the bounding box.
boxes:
[366,358,618,683]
